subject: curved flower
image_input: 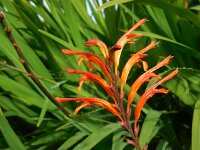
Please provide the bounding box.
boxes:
[62,50,111,80]
[120,41,157,96]
[112,19,147,74]
[85,38,109,59]
[66,68,116,104]
[56,97,123,121]
[127,55,174,116]
[134,69,178,130]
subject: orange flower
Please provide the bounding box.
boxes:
[56,97,122,121]
[62,50,111,80]
[85,38,109,59]
[66,68,116,104]
[127,56,173,116]
[134,69,178,130]
[112,19,147,74]
[120,41,157,96]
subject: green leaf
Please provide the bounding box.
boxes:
[163,68,200,105]
[37,97,49,127]
[139,110,162,148]
[112,130,128,150]
[0,108,26,150]
[73,123,121,150]
[58,132,87,150]
[133,31,200,59]
[97,0,200,28]
[0,74,55,110]
[192,100,200,150]
[38,29,81,50]
[155,139,170,150]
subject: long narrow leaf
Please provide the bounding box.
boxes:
[192,100,200,150]
[73,123,121,150]
[0,108,26,150]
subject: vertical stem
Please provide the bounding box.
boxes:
[0,11,71,118]
[109,66,142,150]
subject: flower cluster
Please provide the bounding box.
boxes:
[56,19,178,149]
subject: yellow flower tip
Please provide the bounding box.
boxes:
[77,81,83,92]
[85,38,109,59]
[74,103,88,115]
[142,61,148,71]
[78,56,84,67]
[78,76,88,92]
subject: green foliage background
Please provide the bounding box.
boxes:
[0,0,199,149]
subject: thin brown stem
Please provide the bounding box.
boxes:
[0,11,71,118]
[109,64,141,150]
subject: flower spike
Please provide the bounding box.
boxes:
[58,19,178,149]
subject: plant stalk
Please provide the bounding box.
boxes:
[0,11,71,118]
[109,65,142,150]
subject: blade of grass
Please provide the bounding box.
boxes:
[133,31,200,59]
[192,100,200,150]
[139,110,162,148]
[37,97,49,127]
[58,131,87,150]
[73,123,121,150]
[0,107,26,150]
[97,0,200,28]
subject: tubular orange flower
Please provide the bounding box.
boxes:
[62,50,111,80]
[127,55,174,115]
[112,19,147,73]
[66,68,116,104]
[85,38,109,59]
[56,97,123,121]
[120,41,157,95]
[134,69,178,130]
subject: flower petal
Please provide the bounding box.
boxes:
[112,19,148,73]
[66,68,116,103]
[134,69,178,129]
[127,55,174,113]
[56,97,122,121]
[62,50,111,80]
[85,38,109,59]
[120,41,157,95]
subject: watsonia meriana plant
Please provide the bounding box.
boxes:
[56,19,178,149]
